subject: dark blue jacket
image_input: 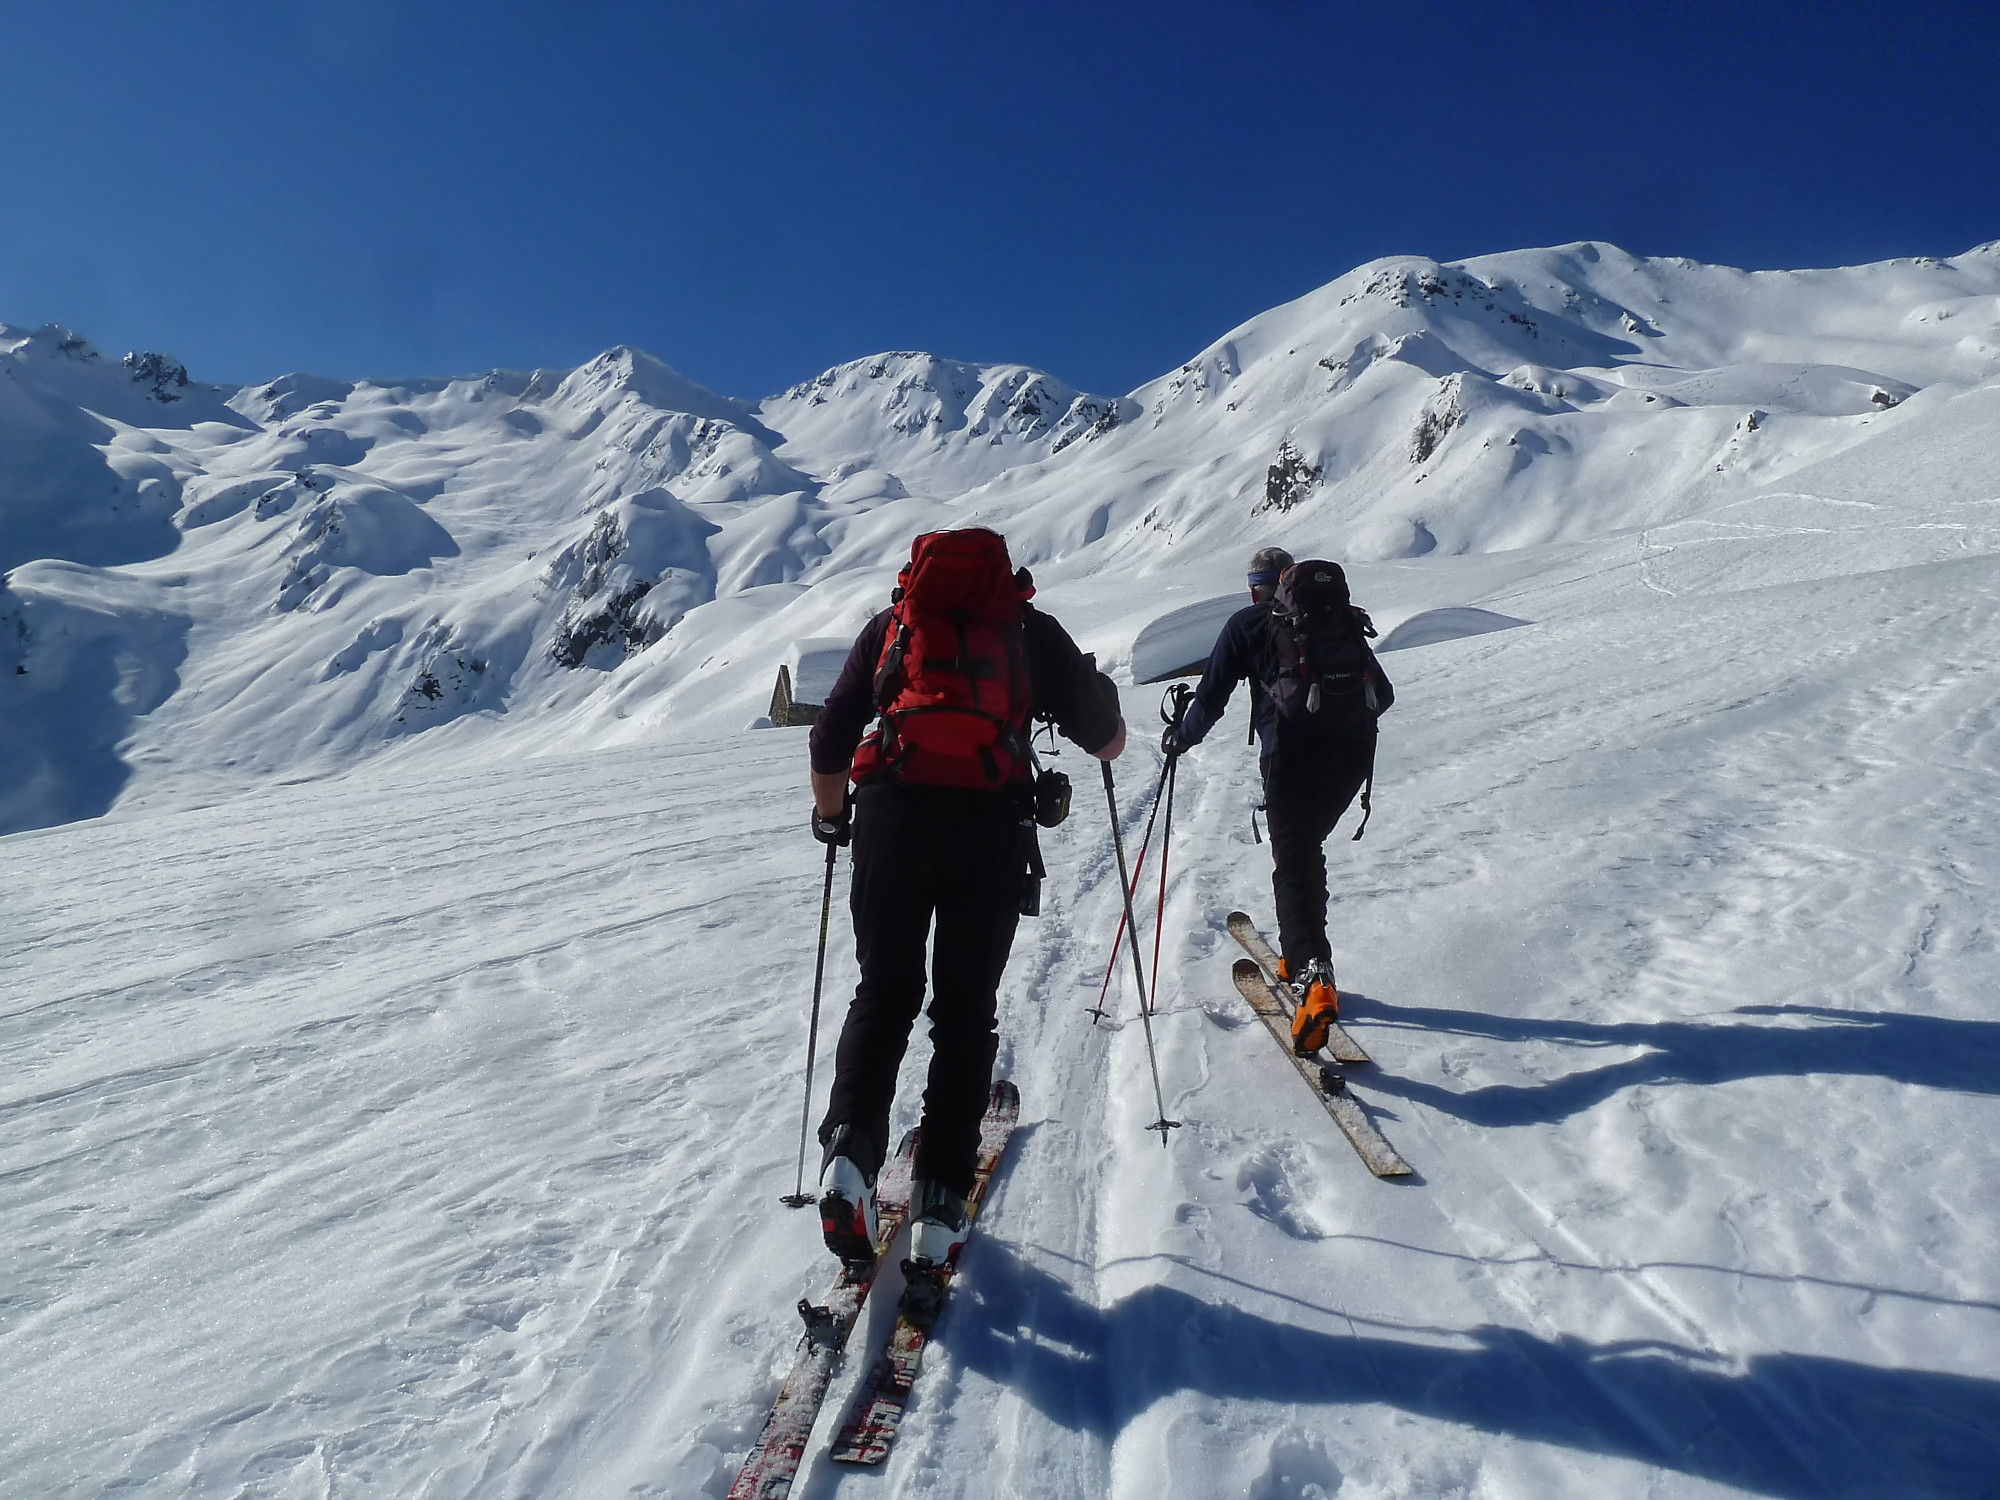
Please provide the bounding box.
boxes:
[1174,601,1393,761]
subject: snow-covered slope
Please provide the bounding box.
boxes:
[0,325,247,575]
[6,244,2000,1497]
[953,241,2000,573]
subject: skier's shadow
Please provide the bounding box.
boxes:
[943,1240,2000,1500]
[1338,998,2000,1127]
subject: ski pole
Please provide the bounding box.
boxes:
[781,838,840,1207]
[1086,752,1172,1023]
[1101,759,1180,1143]
[1147,751,1178,1017]
[1146,683,1193,1017]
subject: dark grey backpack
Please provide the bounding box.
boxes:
[1264,560,1382,734]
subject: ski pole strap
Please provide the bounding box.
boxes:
[1349,735,1377,842]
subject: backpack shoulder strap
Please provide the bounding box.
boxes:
[870,596,911,708]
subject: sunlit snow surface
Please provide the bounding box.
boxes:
[5,246,2000,1497]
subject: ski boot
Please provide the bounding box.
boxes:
[900,1179,970,1323]
[818,1125,878,1267]
[1288,958,1340,1056]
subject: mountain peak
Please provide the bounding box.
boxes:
[0,322,103,363]
[758,349,1132,497]
[557,346,756,427]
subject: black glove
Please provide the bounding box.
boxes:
[1160,683,1195,758]
[811,804,852,847]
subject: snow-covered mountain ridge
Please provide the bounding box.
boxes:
[4,239,2000,835]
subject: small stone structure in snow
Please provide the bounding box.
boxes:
[770,638,852,727]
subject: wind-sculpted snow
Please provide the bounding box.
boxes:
[0,328,218,573]
[542,490,719,669]
[274,481,461,612]
[1130,593,1243,683]
[0,562,188,829]
[1377,606,1530,653]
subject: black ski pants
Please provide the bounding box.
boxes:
[1261,732,1375,977]
[820,780,1024,1197]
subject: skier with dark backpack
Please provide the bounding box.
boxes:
[806,528,1124,1281]
[1163,546,1393,1054]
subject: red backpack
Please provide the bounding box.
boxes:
[850,529,1035,789]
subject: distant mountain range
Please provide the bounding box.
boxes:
[5,239,1999,834]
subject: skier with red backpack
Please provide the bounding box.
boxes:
[807,528,1124,1275]
[1164,545,1393,1055]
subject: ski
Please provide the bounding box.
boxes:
[826,1079,1022,1467]
[1230,958,1412,1176]
[1226,912,1411,1178]
[1226,909,1371,1065]
[726,1132,918,1500]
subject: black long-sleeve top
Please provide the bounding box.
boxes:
[809,604,1122,777]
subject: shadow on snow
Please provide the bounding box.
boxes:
[1342,999,2000,1127]
[941,1239,2000,1499]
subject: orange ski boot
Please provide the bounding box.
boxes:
[1288,958,1339,1056]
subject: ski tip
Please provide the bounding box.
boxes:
[1231,956,1262,977]
[1226,910,1254,928]
[992,1078,1021,1110]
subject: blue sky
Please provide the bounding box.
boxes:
[2,1,1995,399]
